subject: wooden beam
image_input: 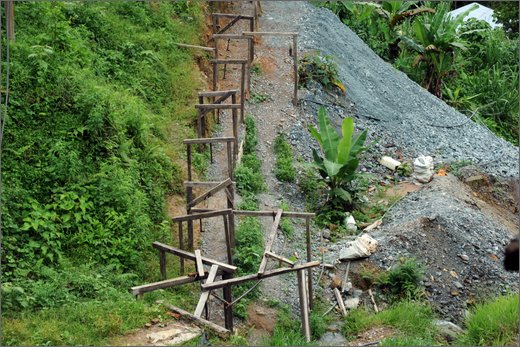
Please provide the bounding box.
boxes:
[258,209,283,274]
[212,34,252,40]
[183,137,235,145]
[172,209,231,222]
[194,250,205,277]
[202,261,320,291]
[194,265,219,317]
[173,42,215,52]
[152,242,237,273]
[334,288,347,317]
[184,181,234,188]
[210,59,248,65]
[216,15,241,35]
[265,251,295,267]
[212,13,253,19]
[131,275,199,296]
[187,178,233,208]
[164,304,230,338]
[242,31,298,36]
[198,90,238,97]
[297,270,311,342]
[194,103,241,110]
[233,210,315,218]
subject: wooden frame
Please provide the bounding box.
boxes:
[210,59,249,121]
[195,90,241,139]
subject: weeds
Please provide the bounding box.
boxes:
[377,258,425,301]
[249,91,269,104]
[299,53,345,93]
[279,201,294,239]
[456,294,519,346]
[273,134,296,182]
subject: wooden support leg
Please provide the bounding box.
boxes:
[223,215,232,265]
[297,269,311,342]
[240,63,246,122]
[293,34,298,106]
[178,222,184,275]
[232,94,239,158]
[306,217,313,309]
[226,141,233,179]
[159,249,167,280]
[222,273,234,332]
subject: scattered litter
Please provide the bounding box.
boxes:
[344,214,357,232]
[379,156,401,171]
[363,219,382,232]
[339,234,378,260]
[413,155,434,183]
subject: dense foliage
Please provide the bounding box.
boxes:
[2,1,205,312]
[321,1,519,144]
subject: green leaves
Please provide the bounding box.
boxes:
[309,107,367,206]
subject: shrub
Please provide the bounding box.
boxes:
[299,53,345,92]
[273,134,296,182]
[377,258,425,301]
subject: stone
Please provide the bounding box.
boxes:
[344,297,360,310]
[147,324,201,345]
[331,276,342,289]
[433,320,463,341]
[459,254,469,262]
[352,289,363,298]
[453,281,464,289]
[322,229,331,240]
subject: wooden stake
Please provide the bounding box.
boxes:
[159,249,167,280]
[222,272,234,331]
[368,289,379,313]
[194,250,205,278]
[178,222,184,275]
[297,270,311,342]
[293,34,298,106]
[334,288,347,317]
[305,216,313,309]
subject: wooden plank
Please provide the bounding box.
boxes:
[210,59,248,65]
[184,181,234,188]
[233,210,315,218]
[131,275,199,296]
[165,304,230,338]
[194,103,241,110]
[258,209,283,274]
[202,261,320,291]
[198,90,238,97]
[152,242,237,273]
[194,265,219,317]
[297,270,311,343]
[212,13,253,19]
[242,31,298,36]
[172,209,231,222]
[183,137,235,145]
[334,288,347,317]
[265,251,295,267]
[212,34,252,40]
[187,178,233,209]
[173,42,215,52]
[194,250,205,277]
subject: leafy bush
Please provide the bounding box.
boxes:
[279,201,294,238]
[235,116,265,194]
[377,258,425,301]
[273,134,296,182]
[456,294,519,346]
[309,107,367,207]
[298,53,345,92]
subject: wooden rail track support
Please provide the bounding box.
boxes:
[197,89,242,139]
[195,103,240,146]
[211,13,255,64]
[242,31,299,105]
[210,59,248,121]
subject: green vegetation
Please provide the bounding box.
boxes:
[279,201,294,239]
[250,62,262,75]
[2,1,206,344]
[309,107,367,208]
[321,1,519,144]
[342,301,440,346]
[249,91,269,104]
[273,133,296,182]
[266,304,312,346]
[377,258,425,301]
[233,115,265,319]
[456,294,519,346]
[298,53,345,93]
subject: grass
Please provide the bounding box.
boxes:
[456,294,519,346]
[279,201,294,239]
[264,305,313,346]
[249,92,269,104]
[273,134,296,183]
[342,301,440,346]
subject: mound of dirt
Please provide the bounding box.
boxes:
[296,4,518,179]
[369,174,518,323]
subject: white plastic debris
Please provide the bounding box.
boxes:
[413,155,434,183]
[339,233,378,260]
[380,156,401,171]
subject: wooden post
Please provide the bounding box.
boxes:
[240,63,246,122]
[231,93,239,155]
[6,0,14,41]
[227,187,236,250]
[226,140,233,179]
[293,34,298,106]
[249,19,255,61]
[186,144,194,255]
[178,222,184,274]
[306,217,313,309]
[223,215,232,264]
[212,61,218,91]
[159,249,167,280]
[297,270,311,342]
[222,272,234,332]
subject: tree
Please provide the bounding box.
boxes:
[491,1,519,38]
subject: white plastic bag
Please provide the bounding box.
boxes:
[413,155,434,183]
[339,234,378,260]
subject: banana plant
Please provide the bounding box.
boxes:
[399,3,476,97]
[309,107,367,205]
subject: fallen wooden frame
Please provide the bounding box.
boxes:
[242,31,298,106]
[210,59,249,120]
